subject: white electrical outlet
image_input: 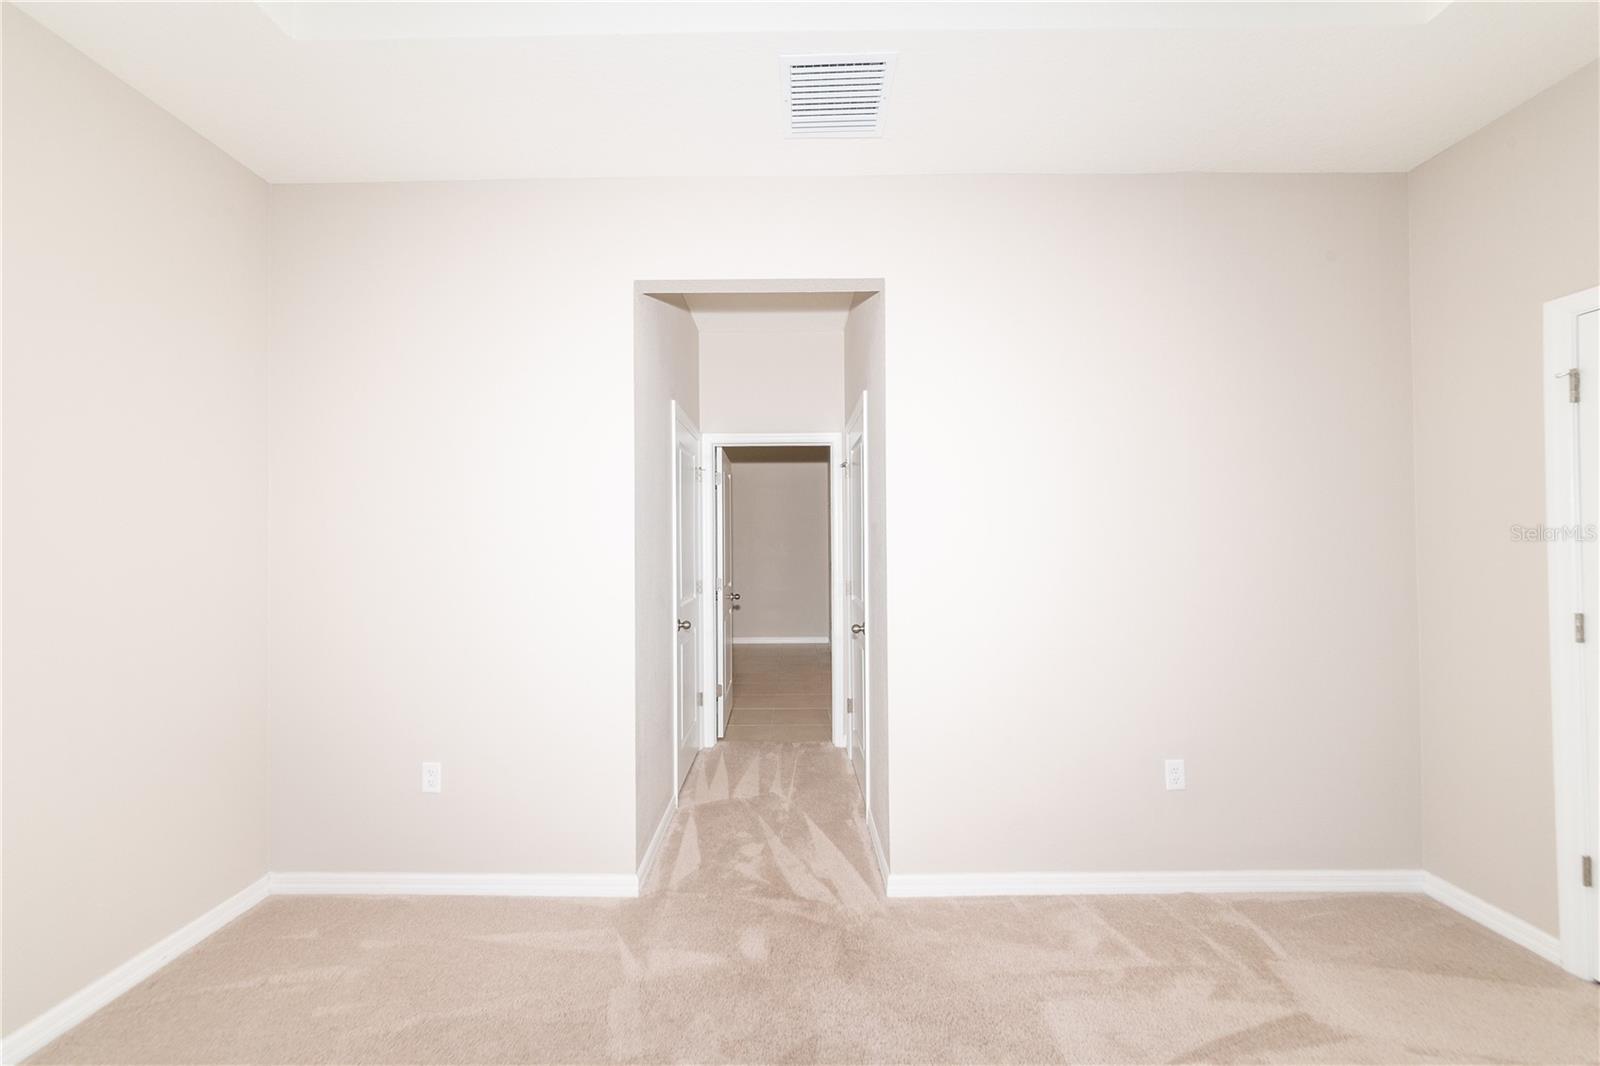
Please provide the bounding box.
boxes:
[421,762,442,793]
[1164,758,1186,791]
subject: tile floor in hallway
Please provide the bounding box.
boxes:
[721,642,832,742]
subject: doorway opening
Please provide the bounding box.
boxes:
[711,443,836,743]
[634,280,885,866]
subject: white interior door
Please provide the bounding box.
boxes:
[1546,289,1600,982]
[715,448,736,737]
[673,404,703,792]
[845,396,868,802]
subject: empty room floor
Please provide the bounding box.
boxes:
[31,744,1599,1064]
[722,643,831,741]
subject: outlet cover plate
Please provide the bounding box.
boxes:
[1164,758,1186,791]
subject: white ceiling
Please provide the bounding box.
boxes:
[16,1,1598,184]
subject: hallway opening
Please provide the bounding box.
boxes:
[634,279,887,875]
[716,445,833,742]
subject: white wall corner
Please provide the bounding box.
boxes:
[637,795,677,891]
[867,812,890,889]
[1,874,272,1065]
[1421,872,1562,964]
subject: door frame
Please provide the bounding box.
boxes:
[670,400,703,797]
[698,432,846,750]
[1542,285,1599,981]
[713,444,733,739]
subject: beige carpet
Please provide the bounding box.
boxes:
[33,743,1600,1064]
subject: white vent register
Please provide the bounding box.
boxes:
[783,53,896,138]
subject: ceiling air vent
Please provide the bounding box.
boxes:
[783,53,896,138]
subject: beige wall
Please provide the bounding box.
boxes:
[889,179,1417,876]
[728,453,831,641]
[843,292,890,855]
[1409,63,1600,935]
[699,331,844,434]
[269,172,1419,883]
[267,188,638,879]
[633,294,700,862]
[2,6,270,1035]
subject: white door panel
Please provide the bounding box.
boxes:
[845,395,868,805]
[1546,289,1600,981]
[673,404,702,792]
[1576,309,1598,974]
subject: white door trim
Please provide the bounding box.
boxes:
[698,432,846,749]
[1542,284,1599,982]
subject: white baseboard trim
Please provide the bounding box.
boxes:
[1421,872,1561,963]
[866,812,890,888]
[1,874,271,1065]
[270,871,639,898]
[636,796,677,891]
[885,868,1425,899]
[881,869,1562,966]
[731,636,829,645]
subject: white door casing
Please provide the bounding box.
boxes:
[698,432,846,750]
[672,402,703,793]
[1543,286,1599,982]
[716,446,735,738]
[845,394,869,807]
[1581,304,1599,976]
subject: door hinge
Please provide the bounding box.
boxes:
[846,696,853,715]
[716,683,724,699]
[696,692,703,708]
[1559,368,1581,402]
[1583,855,1593,888]
[696,466,703,482]
[1577,612,1586,643]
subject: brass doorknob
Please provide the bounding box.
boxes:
[851,623,865,635]
[677,619,692,631]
